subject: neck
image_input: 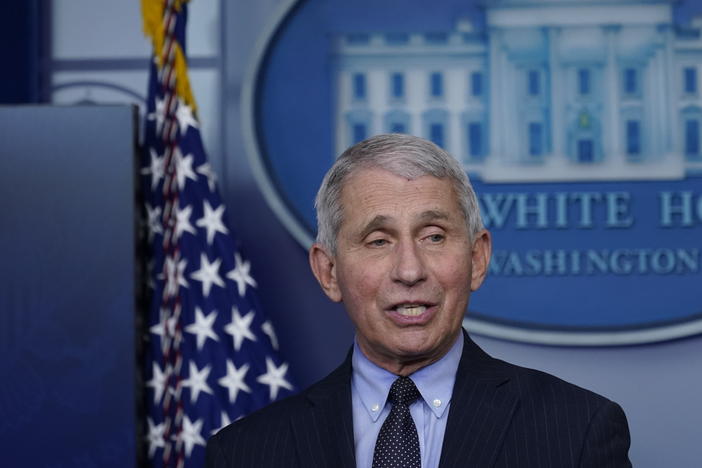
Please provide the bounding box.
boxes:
[357,332,461,376]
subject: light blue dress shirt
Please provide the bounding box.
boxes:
[351,334,464,468]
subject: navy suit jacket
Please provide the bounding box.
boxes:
[206,333,631,467]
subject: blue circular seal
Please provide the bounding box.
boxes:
[242,0,702,345]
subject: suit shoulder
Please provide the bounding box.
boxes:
[214,390,307,440]
[206,392,307,467]
[206,362,351,467]
[496,358,616,412]
[209,361,349,447]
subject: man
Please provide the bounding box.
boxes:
[206,134,631,467]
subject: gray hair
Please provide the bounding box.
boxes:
[314,133,483,252]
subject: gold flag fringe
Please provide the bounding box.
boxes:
[141,0,197,111]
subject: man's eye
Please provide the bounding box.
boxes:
[368,239,388,247]
[427,233,445,243]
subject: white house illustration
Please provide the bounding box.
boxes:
[332,0,702,182]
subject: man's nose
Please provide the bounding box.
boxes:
[391,239,427,286]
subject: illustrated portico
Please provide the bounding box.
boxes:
[333,0,702,182]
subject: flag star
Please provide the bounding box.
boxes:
[175,204,197,240]
[218,360,252,404]
[182,362,213,403]
[224,307,257,351]
[145,203,163,241]
[149,311,177,340]
[227,252,257,297]
[211,411,232,436]
[196,200,229,245]
[261,320,279,350]
[147,96,166,135]
[146,417,165,458]
[196,162,217,192]
[146,362,167,404]
[161,255,189,298]
[179,416,206,458]
[174,147,198,190]
[176,98,199,135]
[141,148,165,190]
[185,307,219,350]
[256,357,293,401]
[190,253,225,297]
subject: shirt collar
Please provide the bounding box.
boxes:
[351,333,464,422]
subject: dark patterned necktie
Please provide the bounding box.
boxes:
[372,376,421,468]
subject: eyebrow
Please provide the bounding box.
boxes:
[357,210,451,240]
[358,215,390,240]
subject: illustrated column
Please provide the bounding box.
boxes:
[603,25,623,163]
[488,27,504,160]
[662,24,679,154]
[548,26,564,158]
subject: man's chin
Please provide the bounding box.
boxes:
[390,340,445,367]
[394,329,460,363]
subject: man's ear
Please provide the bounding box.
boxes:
[470,229,492,292]
[309,243,342,302]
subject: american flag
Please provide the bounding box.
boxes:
[140,1,294,466]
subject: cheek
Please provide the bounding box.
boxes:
[447,259,471,278]
[338,264,381,308]
[438,260,472,300]
[341,278,386,336]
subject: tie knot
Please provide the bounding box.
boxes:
[388,376,420,406]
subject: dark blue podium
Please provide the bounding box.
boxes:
[0,105,137,467]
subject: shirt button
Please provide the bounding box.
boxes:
[433,399,442,407]
[371,404,380,412]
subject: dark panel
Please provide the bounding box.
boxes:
[0,1,46,103]
[0,105,137,467]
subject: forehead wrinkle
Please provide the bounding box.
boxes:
[418,209,450,223]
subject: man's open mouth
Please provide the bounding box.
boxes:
[394,304,428,316]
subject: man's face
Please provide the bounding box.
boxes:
[310,167,491,373]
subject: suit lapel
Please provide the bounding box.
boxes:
[291,352,356,468]
[290,334,518,468]
[438,332,519,468]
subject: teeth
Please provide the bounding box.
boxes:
[396,305,426,316]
